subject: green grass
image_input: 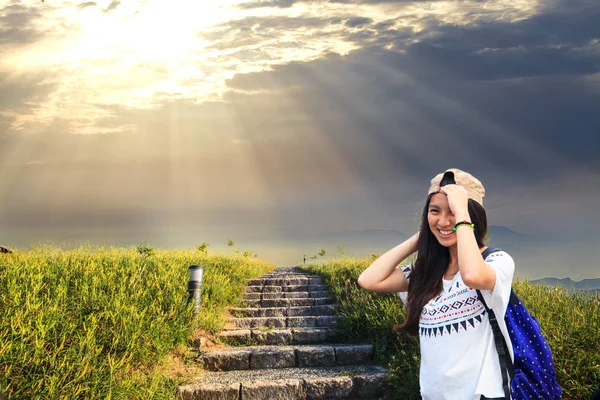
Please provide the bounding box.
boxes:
[3,246,597,399]
[301,257,600,400]
[0,245,274,399]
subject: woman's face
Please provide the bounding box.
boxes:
[427,193,457,248]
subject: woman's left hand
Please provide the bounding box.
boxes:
[438,184,470,219]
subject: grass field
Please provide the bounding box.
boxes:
[301,257,600,400]
[0,245,274,399]
[2,246,598,399]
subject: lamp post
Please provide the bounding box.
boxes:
[188,265,204,315]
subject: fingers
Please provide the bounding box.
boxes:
[438,184,466,195]
[438,185,469,205]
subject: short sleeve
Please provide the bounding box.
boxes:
[399,264,413,281]
[480,251,515,312]
[396,264,413,304]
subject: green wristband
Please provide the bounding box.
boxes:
[453,221,474,232]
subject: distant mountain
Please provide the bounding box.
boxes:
[488,225,529,239]
[530,277,600,290]
[487,225,542,249]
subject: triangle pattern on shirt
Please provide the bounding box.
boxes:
[419,272,488,338]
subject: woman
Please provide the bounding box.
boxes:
[358,168,515,400]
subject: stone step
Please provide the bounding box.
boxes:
[178,365,391,400]
[257,272,319,277]
[247,276,325,286]
[239,296,335,308]
[218,327,344,345]
[245,284,327,293]
[227,315,343,329]
[230,305,337,318]
[254,272,319,278]
[199,344,374,372]
[243,291,330,300]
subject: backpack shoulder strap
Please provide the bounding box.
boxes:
[476,246,515,400]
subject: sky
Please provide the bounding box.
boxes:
[1,0,599,279]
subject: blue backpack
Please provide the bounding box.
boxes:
[476,247,562,400]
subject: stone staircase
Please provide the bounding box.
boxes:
[178,266,392,400]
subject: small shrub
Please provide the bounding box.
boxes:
[196,242,210,253]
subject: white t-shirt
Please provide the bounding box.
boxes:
[399,250,515,400]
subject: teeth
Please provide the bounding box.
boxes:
[439,229,453,235]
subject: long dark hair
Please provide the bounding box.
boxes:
[396,194,488,336]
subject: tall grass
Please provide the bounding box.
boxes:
[0,245,273,399]
[302,257,600,400]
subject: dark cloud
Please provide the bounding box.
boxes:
[367,0,600,80]
[77,2,97,10]
[330,0,432,3]
[400,4,600,80]
[345,17,372,27]
[221,0,600,177]
[0,71,59,110]
[104,0,120,13]
[238,0,298,9]
[238,0,439,6]
[222,0,600,81]
[407,41,599,80]
[0,3,44,47]
[225,41,600,184]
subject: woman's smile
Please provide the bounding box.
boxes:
[437,229,454,238]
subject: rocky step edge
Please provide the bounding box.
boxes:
[242,290,331,300]
[226,315,344,329]
[245,284,328,293]
[198,344,374,371]
[238,296,335,308]
[247,276,325,286]
[178,365,391,400]
[229,304,337,318]
[246,282,327,293]
[218,327,345,346]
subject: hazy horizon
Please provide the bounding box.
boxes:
[1,0,599,280]
[2,224,598,281]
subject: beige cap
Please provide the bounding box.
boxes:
[428,168,485,206]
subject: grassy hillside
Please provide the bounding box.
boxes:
[2,245,597,399]
[302,258,600,400]
[0,245,274,399]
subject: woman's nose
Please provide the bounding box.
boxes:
[439,213,453,228]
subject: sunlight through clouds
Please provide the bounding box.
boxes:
[1,0,599,271]
[0,0,544,135]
